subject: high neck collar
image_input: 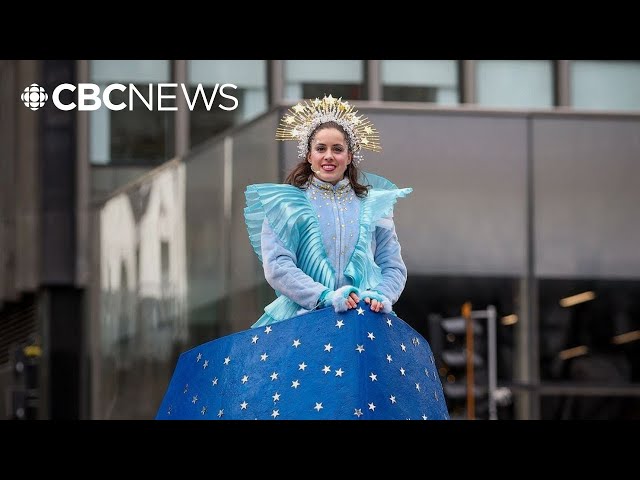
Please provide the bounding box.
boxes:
[310,176,350,191]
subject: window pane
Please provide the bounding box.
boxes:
[188,60,267,149]
[382,60,459,105]
[284,60,365,101]
[571,60,640,111]
[89,60,173,166]
[539,279,640,386]
[541,395,640,420]
[476,60,553,108]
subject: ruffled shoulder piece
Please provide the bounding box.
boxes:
[363,187,412,224]
[359,171,399,191]
[344,173,412,289]
[359,171,412,225]
[245,182,337,290]
[360,171,412,226]
[244,183,309,262]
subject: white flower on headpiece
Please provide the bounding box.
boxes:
[275,95,381,165]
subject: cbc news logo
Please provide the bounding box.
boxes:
[20,82,238,112]
[21,83,49,111]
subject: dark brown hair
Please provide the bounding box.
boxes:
[284,121,370,198]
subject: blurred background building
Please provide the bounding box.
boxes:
[1,59,639,419]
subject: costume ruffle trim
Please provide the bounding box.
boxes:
[245,183,336,289]
[344,186,412,289]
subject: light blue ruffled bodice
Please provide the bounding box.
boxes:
[306,177,359,289]
[244,172,412,327]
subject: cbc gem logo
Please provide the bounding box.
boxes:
[21,83,48,111]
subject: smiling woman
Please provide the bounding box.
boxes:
[156,94,450,420]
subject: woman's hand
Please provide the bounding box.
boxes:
[360,290,392,313]
[364,296,383,312]
[322,285,361,312]
[345,292,360,309]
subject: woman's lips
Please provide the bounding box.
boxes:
[321,165,336,171]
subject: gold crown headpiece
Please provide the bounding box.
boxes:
[276,94,381,164]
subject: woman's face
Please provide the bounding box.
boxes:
[307,127,353,185]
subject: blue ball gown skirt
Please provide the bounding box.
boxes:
[156,301,450,420]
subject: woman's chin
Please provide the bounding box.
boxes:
[316,171,342,184]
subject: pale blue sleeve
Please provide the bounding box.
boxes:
[371,220,407,304]
[261,219,328,310]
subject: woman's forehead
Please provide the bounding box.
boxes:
[312,128,346,143]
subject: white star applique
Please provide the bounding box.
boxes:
[354,408,363,418]
[192,395,198,404]
[357,307,365,315]
[400,343,407,352]
[240,401,248,410]
[201,406,207,415]
[424,368,430,377]
[322,365,331,374]
[415,383,421,392]
[400,367,406,376]
[272,392,281,402]
[224,356,231,365]
[271,409,279,418]
[291,380,300,389]
[202,360,209,369]
[390,395,397,404]
[386,354,393,363]
[336,319,345,328]
[212,377,218,386]
[335,368,344,377]
[386,318,393,327]
[241,375,249,384]
[356,344,365,353]
[251,335,259,344]
[367,332,375,340]
[218,409,224,418]
[261,353,268,361]
[422,414,428,420]
[369,372,378,382]
[314,402,323,412]
[292,339,301,348]
[270,372,279,381]
[368,402,376,411]
[298,362,307,371]
[264,326,272,334]
[196,353,202,362]
[324,343,333,352]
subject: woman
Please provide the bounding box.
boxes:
[156,95,449,420]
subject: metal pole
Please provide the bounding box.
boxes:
[463,301,475,420]
[487,305,498,420]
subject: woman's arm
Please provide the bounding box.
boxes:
[370,219,408,304]
[261,219,329,310]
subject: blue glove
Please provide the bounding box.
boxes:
[319,285,361,312]
[359,290,392,313]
